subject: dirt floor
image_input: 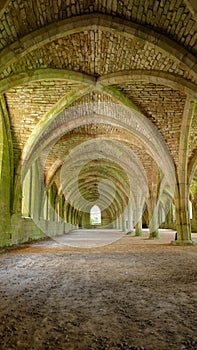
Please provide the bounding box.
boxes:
[0,229,197,350]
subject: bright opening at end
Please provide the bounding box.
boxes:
[90,205,101,225]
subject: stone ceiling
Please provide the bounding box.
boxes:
[0,0,197,213]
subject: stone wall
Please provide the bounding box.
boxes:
[10,215,67,246]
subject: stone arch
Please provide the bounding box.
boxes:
[188,152,197,185]
[99,70,197,97]
[47,137,148,191]
[0,14,196,78]
[0,69,96,94]
[57,139,148,214]
[1,69,197,97]
[22,102,176,192]
[90,205,101,225]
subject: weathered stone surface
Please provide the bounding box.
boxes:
[0,0,196,54]
[5,80,84,169]
[1,29,196,83]
[112,82,186,166]
[188,102,197,162]
[0,1,196,246]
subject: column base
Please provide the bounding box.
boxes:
[149,230,159,239]
[135,230,143,237]
[126,230,134,235]
[171,240,196,246]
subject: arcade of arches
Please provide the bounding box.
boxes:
[0,0,197,247]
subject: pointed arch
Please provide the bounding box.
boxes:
[90,205,101,225]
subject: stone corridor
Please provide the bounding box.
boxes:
[0,2,197,348]
[0,0,196,247]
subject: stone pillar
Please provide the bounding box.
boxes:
[73,208,79,229]
[58,195,64,222]
[112,219,117,229]
[146,162,160,239]
[64,201,69,223]
[122,212,127,232]
[191,192,197,232]
[117,216,122,230]
[68,204,74,231]
[55,196,62,223]
[135,218,143,236]
[134,196,145,236]
[149,204,159,239]
[31,161,42,222]
[48,188,54,221]
[127,202,134,233]
[49,183,58,222]
[22,168,31,217]
[147,183,159,239]
[173,98,195,245]
[158,205,165,226]
[115,216,119,229]
[164,202,173,229]
[43,193,49,221]
[173,183,193,245]
[0,95,12,246]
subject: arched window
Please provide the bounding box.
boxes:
[90,205,101,225]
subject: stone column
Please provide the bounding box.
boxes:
[122,212,127,232]
[115,216,120,229]
[173,183,193,245]
[31,161,42,222]
[135,218,143,236]
[43,193,49,221]
[164,202,173,229]
[149,204,159,239]
[173,99,194,245]
[0,95,12,246]
[112,219,117,229]
[58,195,64,222]
[22,168,31,217]
[48,187,55,222]
[147,181,159,239]
[127,202,134,233]
[146,161,160,239]
[134,195,145,236]
[118,216,121,229]
[73,208,79,229]
[68,204,74,231]
[191,192,197,232]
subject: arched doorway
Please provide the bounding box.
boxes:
[90,205,101,226]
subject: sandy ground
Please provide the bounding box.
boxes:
[0,229,197,350]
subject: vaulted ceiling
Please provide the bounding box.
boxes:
[0,0,197,215]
